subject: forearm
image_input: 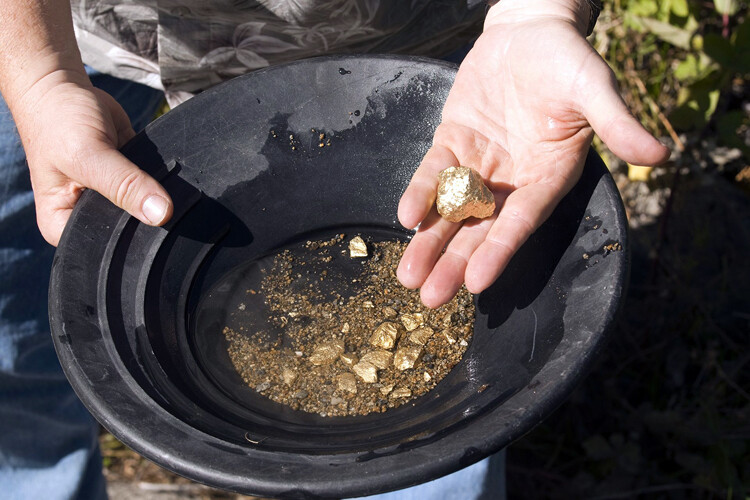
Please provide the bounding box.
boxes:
[486,0,593,36]
[0,0,87,112]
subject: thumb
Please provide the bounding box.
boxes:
[581,65,670,166]
[80,148,173,226]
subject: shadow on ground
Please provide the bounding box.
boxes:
[506,170,750,499]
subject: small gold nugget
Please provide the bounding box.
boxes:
[308,339,345,365]
[436,166,495,223]
[380,383,395,396]
[349,236,368,258]
[352,360,378,383]
[400,313,424,332]
[390,387,412,399]
[281,366,298,385]
[369,321,402,350]
[394,344,423,371]
[409,326,434,346]
[337,373,358,393]
[339,352,358,367]
[360,350,393,370]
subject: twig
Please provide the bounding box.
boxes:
[715,365,750,403]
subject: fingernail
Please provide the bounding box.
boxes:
[142,195,169,225]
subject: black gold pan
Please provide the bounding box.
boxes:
[50,55,628,499]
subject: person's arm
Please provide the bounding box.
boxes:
[397,0,669,307]
[0,0,172,246]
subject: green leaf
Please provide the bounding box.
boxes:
[670,78,721,129]
[671,0,690,17]
[704,89,720,122]
[715,0,740,16]
[628,0,659,18]
[674,53,718,82]
[630,15,694,50]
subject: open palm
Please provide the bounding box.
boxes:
[397,16,669,308]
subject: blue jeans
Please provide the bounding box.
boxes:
[358,452,506,499]
[0,68,505,500]
[0,69,163,500]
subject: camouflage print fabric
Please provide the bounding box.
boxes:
[71,0,484,94]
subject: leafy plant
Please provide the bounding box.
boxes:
[615,0,749,153]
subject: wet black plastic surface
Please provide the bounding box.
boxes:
[50,55,628,499]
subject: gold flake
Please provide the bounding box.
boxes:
[436,166,495,223]
[423,371,432,382]
[443,332,456,344]
[341,322,350,334]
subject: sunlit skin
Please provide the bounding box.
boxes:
[397,7,670,308]
[13,70,173,246]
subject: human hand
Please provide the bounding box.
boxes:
[11,70,173,246]
[397,0,670,308]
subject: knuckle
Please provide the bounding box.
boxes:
[112,170,146,209]
[499,210,535,233]
[486,236,514,255]
[442,249,468,267]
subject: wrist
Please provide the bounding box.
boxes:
[0,0,87,112]
[1,52,87,107]
[9,67,92,140]
[485,0,592,37]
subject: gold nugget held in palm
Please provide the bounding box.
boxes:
[436,166,495,222]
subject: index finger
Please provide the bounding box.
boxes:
[397,143,459,230]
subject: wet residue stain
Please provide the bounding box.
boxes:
[387,71,404,84]
[338,67,351,75]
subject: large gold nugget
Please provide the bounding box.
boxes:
[436,166,495,223]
